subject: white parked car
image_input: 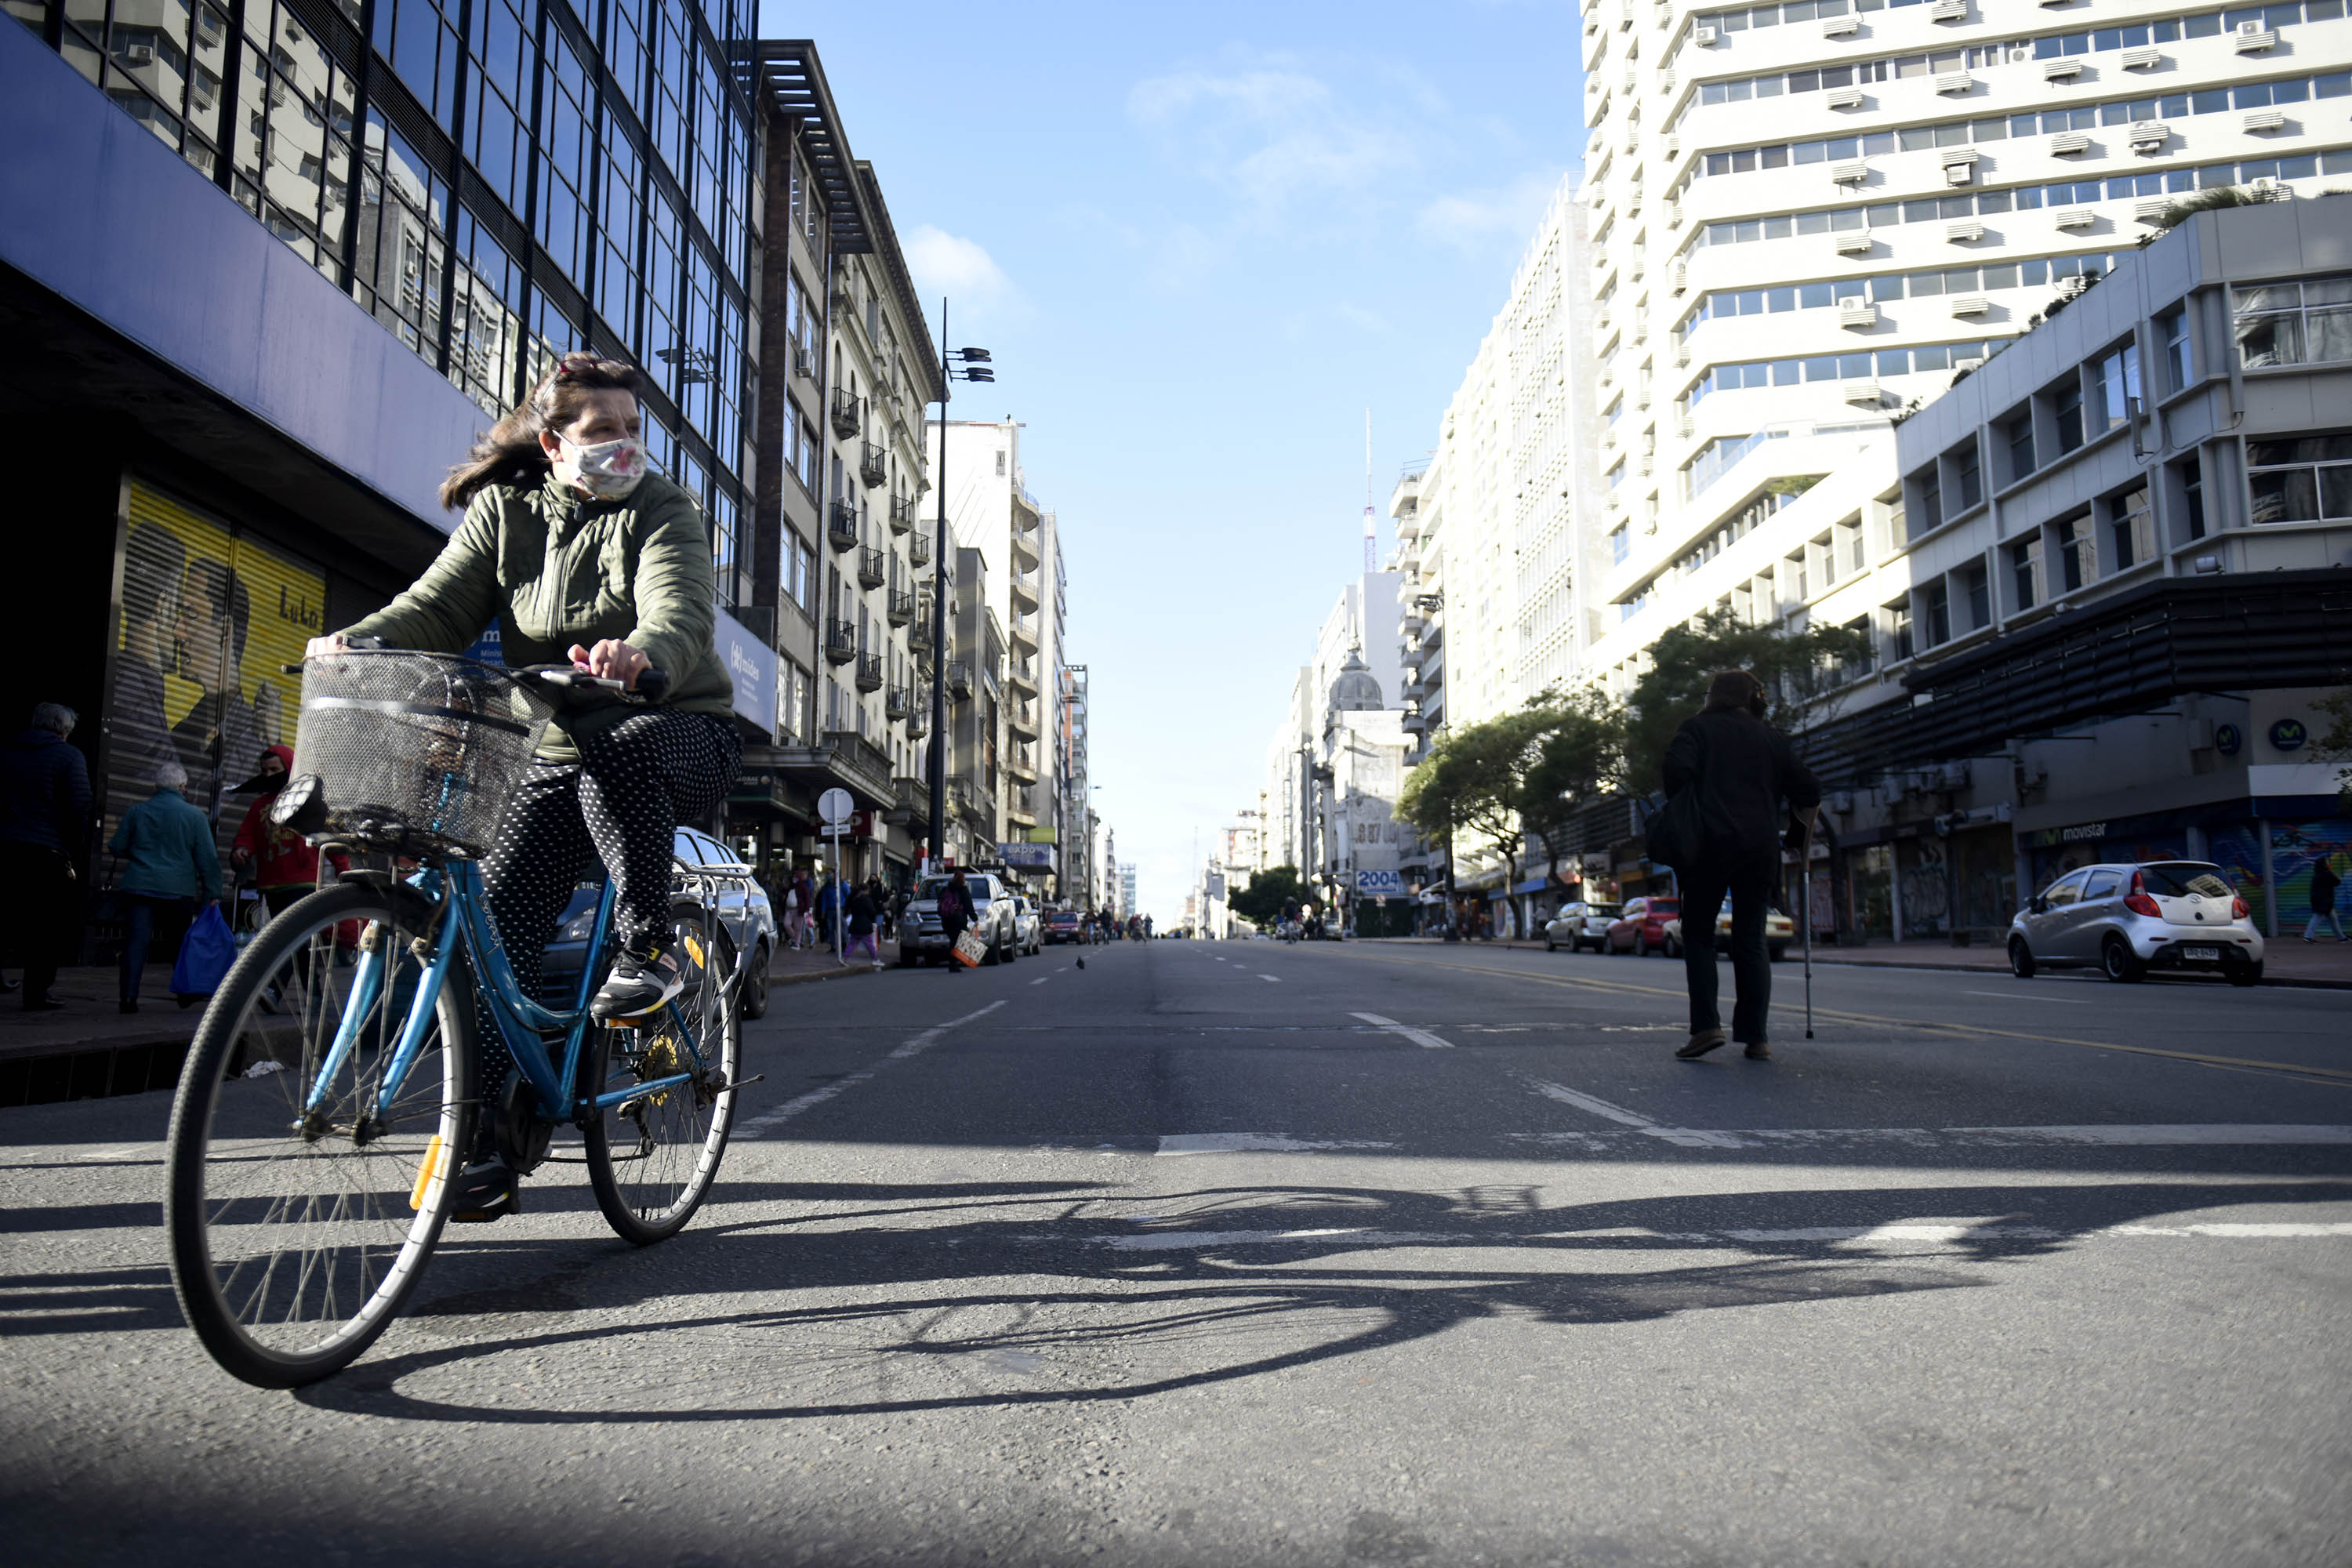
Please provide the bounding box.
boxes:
[1541,900,1620,953]
[2009,860,2264,985]
[902,872,1020,966]
[1010,894,1044,956]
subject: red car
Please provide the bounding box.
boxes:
[1606,895,1680,956]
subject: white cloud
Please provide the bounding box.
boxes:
[1127,64,1424,214]
[1416,172,1564,256]
[902,225,1019,314]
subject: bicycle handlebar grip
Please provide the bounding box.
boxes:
[634,666,670,702]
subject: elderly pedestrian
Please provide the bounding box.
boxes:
[0,702,94,1011]
[1665,670,1822,1062]
[108,757,221,1014]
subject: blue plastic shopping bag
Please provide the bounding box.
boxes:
[172,904,238,998]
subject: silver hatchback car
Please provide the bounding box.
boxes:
[2009,860,2264,985]
[1541,900,1620,953]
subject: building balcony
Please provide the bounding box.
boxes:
[892,775,930,829]
[827,500,858,553]
[823,619,856,666]
[949,773,989,824]
[1007,657,1040,693]
[887,587,915,626]
[1007,699,1039,739]
[859,441,887,489]
[829,387,860,440]
[1009,614,1040,650]
[1011,568,1040,606]
[1007,750,1037,783]
[857,545,886,590]
[909,530,931,567]
[889,493,916,534]
[1007,787,1036,826]
[909,615,935,653]
[905,705,929,739]
[855,652,884,693]
[885,684,910,719]
[946,659,974,700]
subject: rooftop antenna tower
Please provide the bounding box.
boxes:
[1362,408,1376,573]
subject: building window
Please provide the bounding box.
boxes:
[1953,443,1982,510]
[2161,309,2193,393]
[2012,536,2044,611]
[2246,432,2352,523]
[1845,518,1866,575]
[1963,564,1990,631]
[2109,485,2156,571]
[2058,513,2092,591]
[2006,412,2036,482]
[2233,275,2352,368]
[2094,343,2141,432]
[995,450,1007,476]
[1610,524,1628,564]
[1889,597,1915,663]
[2053,379,2085,455]
[1925,582,1951,647]
[2179,455,2206,539]
[1913,467,1943,539]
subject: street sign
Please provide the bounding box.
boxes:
[818,787,854,826]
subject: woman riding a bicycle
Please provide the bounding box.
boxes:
[309,350,739,1220]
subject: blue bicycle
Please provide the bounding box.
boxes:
[164,650,746,1387]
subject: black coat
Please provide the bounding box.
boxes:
[1662,708,1822,865]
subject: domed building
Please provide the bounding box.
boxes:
[1326,645,1385,717]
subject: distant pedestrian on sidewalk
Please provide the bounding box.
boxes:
[228,744,347,921]
[847,881,880,968]
[0,702,94,1011]
[108,757,221,1014]
[2306,851,2347,942]
[1664,670,1821,1063]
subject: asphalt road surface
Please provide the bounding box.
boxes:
[5,938,2349,1567]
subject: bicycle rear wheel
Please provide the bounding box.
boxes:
[584,902,741,1244]
[165,881,474,1387]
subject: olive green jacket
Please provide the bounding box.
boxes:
[343,474,735,760]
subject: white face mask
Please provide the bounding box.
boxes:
[553,434,648,499]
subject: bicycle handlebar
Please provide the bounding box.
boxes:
[281,645,670,703]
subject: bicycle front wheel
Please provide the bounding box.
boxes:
[585,901,741,1244]
[164,881,475,1388]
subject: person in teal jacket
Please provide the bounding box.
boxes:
[108,757,220,1013]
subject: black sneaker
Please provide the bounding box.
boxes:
[593,940,684,1021]
[448,1158,521,1223]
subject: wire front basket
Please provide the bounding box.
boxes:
[287,652,556,858]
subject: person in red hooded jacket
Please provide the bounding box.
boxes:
[229,745,345,918]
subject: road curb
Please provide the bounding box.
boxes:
[1359,936,2352,990]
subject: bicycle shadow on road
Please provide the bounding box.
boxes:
[272,1172,2352,1425]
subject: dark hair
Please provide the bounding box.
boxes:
[187,557,250,662]
[1703,669,1766,717]
[440,351,643,511]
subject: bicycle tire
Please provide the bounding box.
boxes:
[584,900,741,1245]
[165,880,475,1388]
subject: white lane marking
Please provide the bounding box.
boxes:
[1051,1221,2352,1251]
[1956,1123,2352,1145]
[1029,976,1051,985]
[734,1000,1006,1141]
[1260,974,1282,982]
[1154,1133,1397,1156]
[1963,989,2093,1004]
[1351,1011,1454,1050]
[1526,1078,1656,1127]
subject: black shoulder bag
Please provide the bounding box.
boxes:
[1643,727,1708,871]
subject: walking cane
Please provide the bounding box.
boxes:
[1802,819,1816,1040]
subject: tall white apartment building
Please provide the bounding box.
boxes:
[929,418,1066,884]
[1577,0,2352,692]
[1393,178,1597,764]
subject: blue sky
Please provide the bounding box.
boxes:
[759,0,1581,919]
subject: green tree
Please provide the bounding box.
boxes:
[1519,686,1628,895]
[1618,608,1874,797]
[1228,864,1307,930]
[1398,707,1560,905]
[2315,688,2352,808]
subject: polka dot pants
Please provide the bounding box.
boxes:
[471,710,741,1104]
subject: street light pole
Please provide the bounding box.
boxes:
[923,300,993,878]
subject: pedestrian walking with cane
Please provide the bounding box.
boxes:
[1659,670,1822,1063]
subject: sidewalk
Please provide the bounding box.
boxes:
[1389,933,2352,989]
[0,935,902,1108]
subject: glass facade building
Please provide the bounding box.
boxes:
[7,0,762,608]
